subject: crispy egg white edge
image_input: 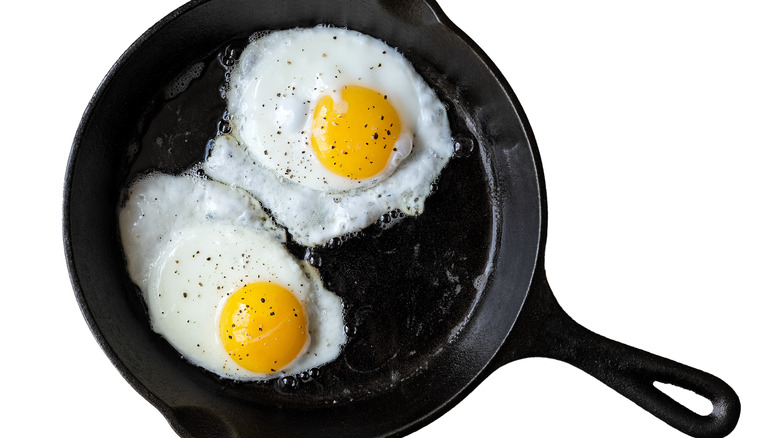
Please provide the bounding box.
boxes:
[204,133,450,247]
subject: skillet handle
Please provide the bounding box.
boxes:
[498,273,740,438]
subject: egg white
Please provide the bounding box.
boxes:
[206,26,454,247]
[119,172,346,380]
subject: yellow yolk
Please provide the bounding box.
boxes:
[311,85,402,180]
[219,282,308,373]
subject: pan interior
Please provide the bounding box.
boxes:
[122,42,495,404]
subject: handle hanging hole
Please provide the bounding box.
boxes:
[653,381,714,416]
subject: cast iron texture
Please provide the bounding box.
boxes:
[63,0,740,437]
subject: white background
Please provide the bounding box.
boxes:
[0,0,776,436]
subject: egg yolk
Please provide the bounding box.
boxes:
[219,282,308,373]
[311,85,402,180]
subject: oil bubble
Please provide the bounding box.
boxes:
[275,375,299,393]
[304,247,322,267]
[218,44,240,69]
[453,135,475,158]
[217,119,231,135]
[344,324,358,337]
[326,237,343,249]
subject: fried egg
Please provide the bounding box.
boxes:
[119,172,346,380]
[205,26,454,247]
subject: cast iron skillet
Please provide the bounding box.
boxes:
[63,0,740,437]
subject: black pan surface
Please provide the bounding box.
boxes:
[64,1,740,437]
